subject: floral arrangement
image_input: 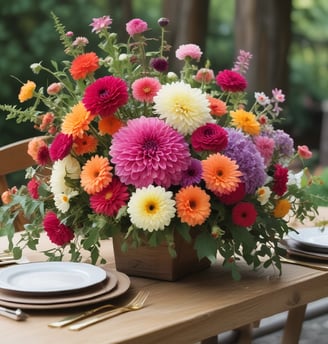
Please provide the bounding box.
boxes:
[0,13,322,279]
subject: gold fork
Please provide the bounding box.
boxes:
[68,290,149,331]
[48,290,148,328]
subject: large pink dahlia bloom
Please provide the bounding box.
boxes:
[110,117,191,188]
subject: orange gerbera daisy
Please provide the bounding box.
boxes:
[207,96,227,117]
[62,102,92,138]
[80,155,113,194]
[69,52,100,80]
[230,109,260,135]
[18,80,36,102]
[98,115,124,135]
[202,153,242,195]
[273,199,291,218]
[175,185,211,226]
[73,133,98,155]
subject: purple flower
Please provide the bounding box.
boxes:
[110,117,191,188]
[49,133,73,161]
[272,129,294,160]
[191,123,228,152]
[180,158,202,187]
[224,128,266,194]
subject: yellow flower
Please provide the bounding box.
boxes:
[18,80,36,102]
[230,109,260,135]
[273,199,291,218]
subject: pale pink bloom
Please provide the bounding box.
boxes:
[232,50,253,74]
[47,83,62,95]
[90,16,112,33]
[66,31,74,37]
[194,68,215,84]
[175,44,202,61]
[72,36,89,47]
[272,88,285,103]
[126,18,148,36]
[132,77,161,103]
[254,136,275,166]
[254,92,270,106]
[297,145,312,159]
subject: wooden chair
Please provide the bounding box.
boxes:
[0,137,36,231]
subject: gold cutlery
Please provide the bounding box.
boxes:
[280,256,328,271]
[68,290,149,331]
[0,306,29,321]
[48,290,148,328]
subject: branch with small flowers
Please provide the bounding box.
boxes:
[0,12,326,280]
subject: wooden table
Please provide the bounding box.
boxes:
[1,208,328,344]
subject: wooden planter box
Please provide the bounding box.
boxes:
[112,232,211,281]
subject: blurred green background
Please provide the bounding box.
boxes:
[1,0,328,169]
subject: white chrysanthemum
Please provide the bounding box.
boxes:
[127,185,176,232]
[50,155,81,195]
[256,186,272,205]
[153,81,213,135]
[54,190,79,213]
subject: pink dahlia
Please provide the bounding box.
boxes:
[176,44,202,61]
[110,116,191,188]
[254,135,275,166]
[126,18,148,36]
[132,77,161,103]
[90,177,129,216]
[216,70,247,92]
[43,211,74,246]
[191,123,228,152]
[49,133,73,161]
[27,178,40,199]
[82,76,128,117]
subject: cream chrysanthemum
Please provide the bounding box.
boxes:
[50,155,81,195]
[127,185,176,232]
[153,81,213,135]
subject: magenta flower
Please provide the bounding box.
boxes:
[110,116,191,188]
[216,70,247,92]
[43,211,74,246]
[191,123,228,152]
[49,133,73,161]
[132,77,161,103]
[36,145,51,166]
[176,44,202,61]
[90,16,112,33]
[83,76,128,117]
[90,177,129,216]
[126,18,148,36]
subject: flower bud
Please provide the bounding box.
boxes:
[47,82,62,95]
[158,17,170,27]
[30,62,42,74]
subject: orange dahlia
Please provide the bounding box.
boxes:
[98,115,124,135]
[62,102,92,139]
[202,153,242,195]
[175,185,211,226]
[69,52,100,80]
[80,155,113,194]
[73,133,98,155]
[207,96,227,117]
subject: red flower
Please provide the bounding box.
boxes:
[232,202,257,227]
[272,164,288,196]
[191,123,228,152]
[43,211,74,246]
[36,145,51,166]
[216,69,247,92]
[219,182,246,205]
[70,52,100,80]
[27,178,40,199]
[82,76,129,117]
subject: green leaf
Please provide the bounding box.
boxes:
[194,231,217,262]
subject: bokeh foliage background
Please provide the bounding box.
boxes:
[1,0,328,166]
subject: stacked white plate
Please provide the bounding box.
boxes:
[0,262,130,309]
[281,226,328,261]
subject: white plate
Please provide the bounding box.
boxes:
[0,262,107,294]
[288,227,328,252]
